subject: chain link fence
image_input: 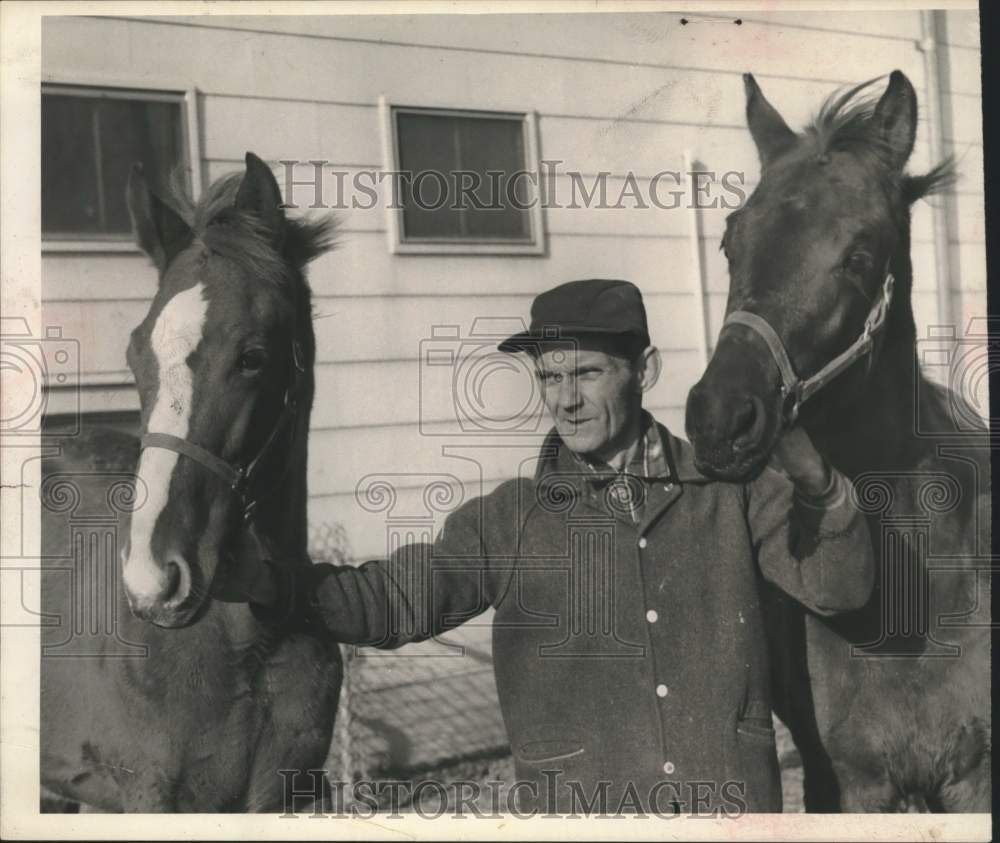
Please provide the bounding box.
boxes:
[308,522,511,805]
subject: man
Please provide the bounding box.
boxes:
[242,279,875,814]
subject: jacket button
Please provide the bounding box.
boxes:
[663,761,675,775]
[638,537,648,549]
[646,609,658,623]
[656,684,668,697]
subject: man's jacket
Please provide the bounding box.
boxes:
[306,421,875,813]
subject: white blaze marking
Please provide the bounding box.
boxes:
[123,283,209,603]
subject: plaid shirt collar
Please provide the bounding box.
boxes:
[572,410,671,487]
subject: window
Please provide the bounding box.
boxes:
[42,85,191,242]
[383,104,544,255]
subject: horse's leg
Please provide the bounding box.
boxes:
[935,718,992,812]
[832,759,904,812]
[797,737,842,811]
[242,637,343,813]
[243,755,333,815]
[936,759,992,812]
[765,589,844,812]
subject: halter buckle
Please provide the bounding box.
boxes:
[230,466,248,493]
[780,381,802,425]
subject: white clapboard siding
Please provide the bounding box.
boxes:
[41,235,702,300]
[145,12,927,60]
[45,17,935,124]
[940,9,981,48]
[938,9,985,348]
[105,13,944,94]
[41,10,987,561]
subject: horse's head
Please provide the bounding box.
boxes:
[122,153,333,628]
[686,70,951,481]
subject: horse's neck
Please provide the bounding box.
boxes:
[250,365,314,557]
[210,377,314,651]
[809,279,930,478]
[251,449,309,556]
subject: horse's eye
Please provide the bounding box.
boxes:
[845,251,873,276]
[237,349,267,375]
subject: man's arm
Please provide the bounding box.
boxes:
[245,489,508,647]
[305,519,491,647]
[748,427,875,615]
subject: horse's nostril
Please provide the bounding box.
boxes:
[731,399,756,438]
[161,562,181,602]
[161,556,192,606]
[731,396,765,450]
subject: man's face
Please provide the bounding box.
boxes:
[535,342,641,461]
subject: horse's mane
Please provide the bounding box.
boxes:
[160,170,337,289]
[803,76,956,204]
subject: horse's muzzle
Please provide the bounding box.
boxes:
[122,548,206,628]
[685,340,782,481]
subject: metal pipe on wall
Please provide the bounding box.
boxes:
[918,9,956,330]
[684,149,711,370]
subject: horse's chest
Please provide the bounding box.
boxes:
[193,637,341,805]
[110,636,341,811]
[254,636,343,735]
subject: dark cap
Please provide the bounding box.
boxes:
[497,279,650,353]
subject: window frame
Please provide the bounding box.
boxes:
[378,97,546,256]
[41,77,201,253]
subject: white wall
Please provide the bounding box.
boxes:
[41,10,985,561]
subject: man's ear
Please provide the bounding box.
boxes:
[636,346,662,394]
[126,163,193,274]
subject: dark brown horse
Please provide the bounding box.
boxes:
[40,153,343,811]
[685,71,990,811]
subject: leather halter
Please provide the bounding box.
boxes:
[721,272,895,426]
[140,338,305,524]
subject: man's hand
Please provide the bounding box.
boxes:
[211,527,281,608]
[768,425,833,499]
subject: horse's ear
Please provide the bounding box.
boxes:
[744,73,797,168]
[873,70,917,171]
[235,152,286,247]
[126,164,193,274]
